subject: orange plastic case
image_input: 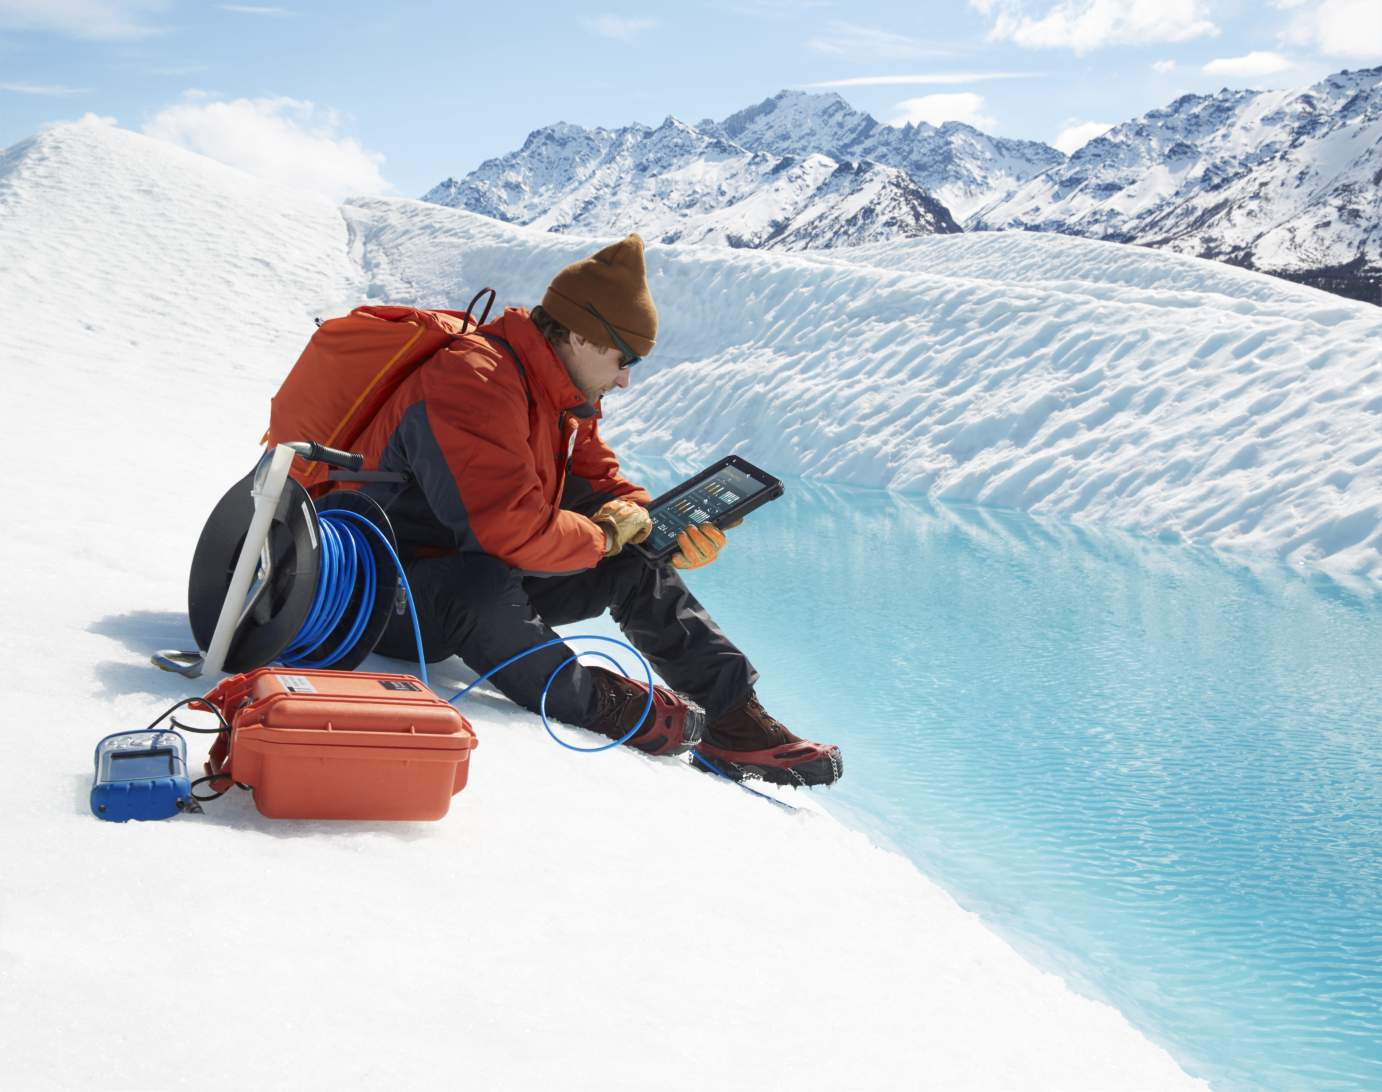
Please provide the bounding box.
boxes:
[203,668,477,821]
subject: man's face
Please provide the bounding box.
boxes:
[557,332,631,405]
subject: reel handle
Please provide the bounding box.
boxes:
[287,441,364,472]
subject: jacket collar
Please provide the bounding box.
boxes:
[484,308,600,419]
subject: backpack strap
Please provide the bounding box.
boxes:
[474,332,533,407]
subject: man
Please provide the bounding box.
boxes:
[359,234,842,787]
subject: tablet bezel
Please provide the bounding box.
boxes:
[632,454,784,562]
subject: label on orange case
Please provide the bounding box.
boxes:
[378,679,420,691]
[276,674,317,693]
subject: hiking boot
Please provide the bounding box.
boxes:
[587,667,704,756]
[696,693,843,787]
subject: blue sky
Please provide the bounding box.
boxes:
[1,1,1378,198]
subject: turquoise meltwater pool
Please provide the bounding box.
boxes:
[618,459,1382,1091]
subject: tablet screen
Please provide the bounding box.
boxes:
[644,463,771,556]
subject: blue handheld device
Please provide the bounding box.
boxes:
[91,730,193,821]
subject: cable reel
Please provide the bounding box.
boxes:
[159,443,403,677]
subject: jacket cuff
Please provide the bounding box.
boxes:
[592,517,616,556]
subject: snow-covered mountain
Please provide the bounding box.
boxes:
[430,74,1381,305]
[424,115,959,251]
[703,89,1066,222]
[972,67,1382,304]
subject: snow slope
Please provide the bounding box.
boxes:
[350,197,1382,581]
[0,119,1204,1090]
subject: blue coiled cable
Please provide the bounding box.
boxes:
[276,506,655,751]
[278,513,377,669]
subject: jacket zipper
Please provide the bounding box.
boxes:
[556,411,575,491]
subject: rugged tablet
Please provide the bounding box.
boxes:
[635,455,784,562]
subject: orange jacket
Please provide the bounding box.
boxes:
[352,308,650,575]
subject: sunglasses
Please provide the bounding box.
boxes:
[585,304,642,369]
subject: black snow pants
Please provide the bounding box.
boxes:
[373,548,758,726]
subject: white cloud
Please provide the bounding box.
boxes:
[1053,118,1113,153]
[142,95,390,201]
[1152,58,1177,73]
[584,15,655,41]
[1202,51,1294,76]
[1,81,90,94]
[808,71,1039,87]
[807,19,953,59]
[0,0,167,39]
[1280,0,1382,58]
[220,4,295,14]
[974,0,1219,53]
[889,92,997,130]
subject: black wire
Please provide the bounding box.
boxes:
[150,697,238,804]
[146,696,232,735]
[190,772,235,803]
[169,715,227,735]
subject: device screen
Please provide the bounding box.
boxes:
[644,464,769,555]
[109,749,176,780]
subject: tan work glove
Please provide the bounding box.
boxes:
[672,523,727,570]
[593,498,652,557]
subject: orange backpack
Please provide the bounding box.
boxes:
[264,292,495,493]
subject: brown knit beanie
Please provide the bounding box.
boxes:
[541,234,658,357]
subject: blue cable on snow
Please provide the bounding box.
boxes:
[448,635,654,752]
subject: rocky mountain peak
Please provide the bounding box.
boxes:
[971,67,1382,303]
[704,89,1063,221]
[424,105,961,251]
[717,88,879,151]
